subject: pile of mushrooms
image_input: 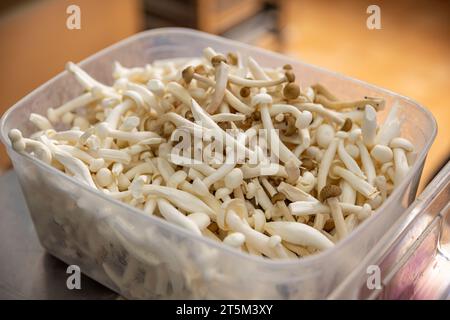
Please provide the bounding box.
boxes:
[9,47,415,259]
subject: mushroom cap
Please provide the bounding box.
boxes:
[251,91,273,107]
[211,54,227,67]
[182,65,195,84]
[341,118,353,132]
[283,83,300,100]
[319,184,342,202]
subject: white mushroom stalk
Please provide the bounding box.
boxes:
[264,221,334,251]
[9,47,412,261]
[255,91,301,166]
[157,198,202,235]
[207,62,229,114]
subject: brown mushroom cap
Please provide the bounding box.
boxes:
[283,83,300,100]
[182,66,195,84]
[227,52,238,65]
[301,158,315,171]
[194,64,207,75]
[240,86,251,98]
[285,70,296,83]
[319,184,342,202]
[341,118,353,132]
[211,55,227,67]
[271,192,286,204]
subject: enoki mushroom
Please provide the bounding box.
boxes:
[9,47,415,260]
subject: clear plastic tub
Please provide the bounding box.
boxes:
[0,28,437,299]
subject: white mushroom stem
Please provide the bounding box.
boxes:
[375,101,400,145]
[294,103,345,125]
[277,182,318,202]
[29,113,53,130]
[317,137,339,192]
[192,73,254,114]
[261,177,277,197]
[390,137,414,152]
[252,178,274,211]
[393,148,409,186]
[339,180,356,204]
[252,209,266,233]
[228,74,287,87]
[374,176,387,201]
[210,113,246,122]
[207,62,229,114]
[203,47,217,61]
[58,144,97,164]
[47,91,101,123]
[361,105,377,147]
[143,176,162,215]
[95,167,114,187]
[171,156,216,177]
[66,62,115,94]
[356,139,376,185]
[49,129,84,142]
[376,120,400,146]
[40,135,97,188]
[345,214,358,233]
[296,171,316,193]
[345,144,360,159]
[257,94,301,166]
[113,62,152,82]
[190,99,255,159]
[326,197,348,240]
[140,185,215,217]
[283,242,311,257]
[225,209,285,259]
[157,199,201,235]
[285,159,301,184]
[93,148,131,164]
[293,128,311,157]
[167,170,188,188]
[197,148,237,191]
[269,105,312,129]
[126,82,161,114]
[96,122,160,144]
[332,166,378,200]
[147,79,165,97]
[9,130,52,164]
[264,221,334,251]
[288,201,372,220]
[224,168,244,190]
[124,162,156,180]
[161,112,204,135]
[247,56,271,80]
[240,163,287,179]
[223,232,246,249]
[337,138,365,178]
[118,116,140,132]
[104,99,134,129]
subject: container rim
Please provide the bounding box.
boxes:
[0,27,438,268]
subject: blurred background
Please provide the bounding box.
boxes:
[0,0,448,191]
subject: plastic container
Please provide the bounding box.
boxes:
[329,161,449,299]
[0,28,437,299]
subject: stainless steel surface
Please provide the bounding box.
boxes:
[0,170,117,299]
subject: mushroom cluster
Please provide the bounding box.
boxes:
[9,47,415,259]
